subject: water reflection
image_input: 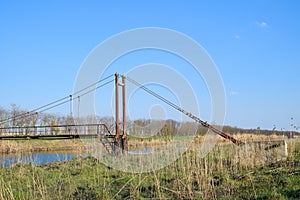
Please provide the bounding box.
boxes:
[0,152,87,167]
[128,147,154,155]
[0,147,156,167]
[2,139,297,167]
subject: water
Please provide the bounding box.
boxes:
[127,146,186,155]
[0,147,155,167]
[285,138,300,141]
[3,139,297,167]
[0,152,87,167]
[0,148,153,167]
[128,147,154,155]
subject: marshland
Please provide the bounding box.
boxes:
[0,136,299,199]
[1,120,300,199]
[2,1,300,199]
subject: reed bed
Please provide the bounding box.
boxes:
[0,139,299,199]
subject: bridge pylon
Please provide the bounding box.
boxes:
[114,73,128,154]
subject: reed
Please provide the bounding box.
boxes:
[0,139,86,154]
[0,139,299,199]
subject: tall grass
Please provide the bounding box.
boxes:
[0,140,299,199]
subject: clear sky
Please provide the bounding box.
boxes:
[0,0,299,130]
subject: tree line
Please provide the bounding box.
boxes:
[0,104,297,137]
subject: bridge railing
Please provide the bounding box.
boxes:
[0,123,111,137]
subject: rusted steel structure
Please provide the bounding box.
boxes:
[113,73,128,154]
[125,76,244,146]
[0,124,111,139]
[0,72,244,157]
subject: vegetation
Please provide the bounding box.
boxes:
[0,141,299,199]
[1,105,299,138]
[1,105,300,199]
[0,139,86,154]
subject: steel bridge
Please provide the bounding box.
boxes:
[0,73,245,155]
[0,123,111,139]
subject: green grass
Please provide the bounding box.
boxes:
[0,141,299,199]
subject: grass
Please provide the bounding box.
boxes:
[0,139,86,154]
[0,140,299,199]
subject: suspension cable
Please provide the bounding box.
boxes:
[72,74,114,96]
[0,74,114,125]
[77,78,115,97]
[125,75,244,146]
[125,76,182,112]
[0,96,71,125]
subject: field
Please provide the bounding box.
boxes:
[0,139,86,154]
[0,133,294,154]
[0,139,299,199]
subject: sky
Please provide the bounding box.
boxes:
[0,0,299,130]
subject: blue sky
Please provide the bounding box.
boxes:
[0,1,299,130]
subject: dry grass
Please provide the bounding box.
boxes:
[0,133,294,154]
[0,139,86,154]
[0,140,299,199]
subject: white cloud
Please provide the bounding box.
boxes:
[257,21,268,28]
[230,91,239,95]
[234,35,240,39]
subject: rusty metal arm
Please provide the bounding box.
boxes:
[126,76,244,146]
[180,109,244,146]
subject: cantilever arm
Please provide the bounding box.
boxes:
[126,76,245,146]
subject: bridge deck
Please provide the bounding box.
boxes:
[0,134,100,140]
[0,124,113,140]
